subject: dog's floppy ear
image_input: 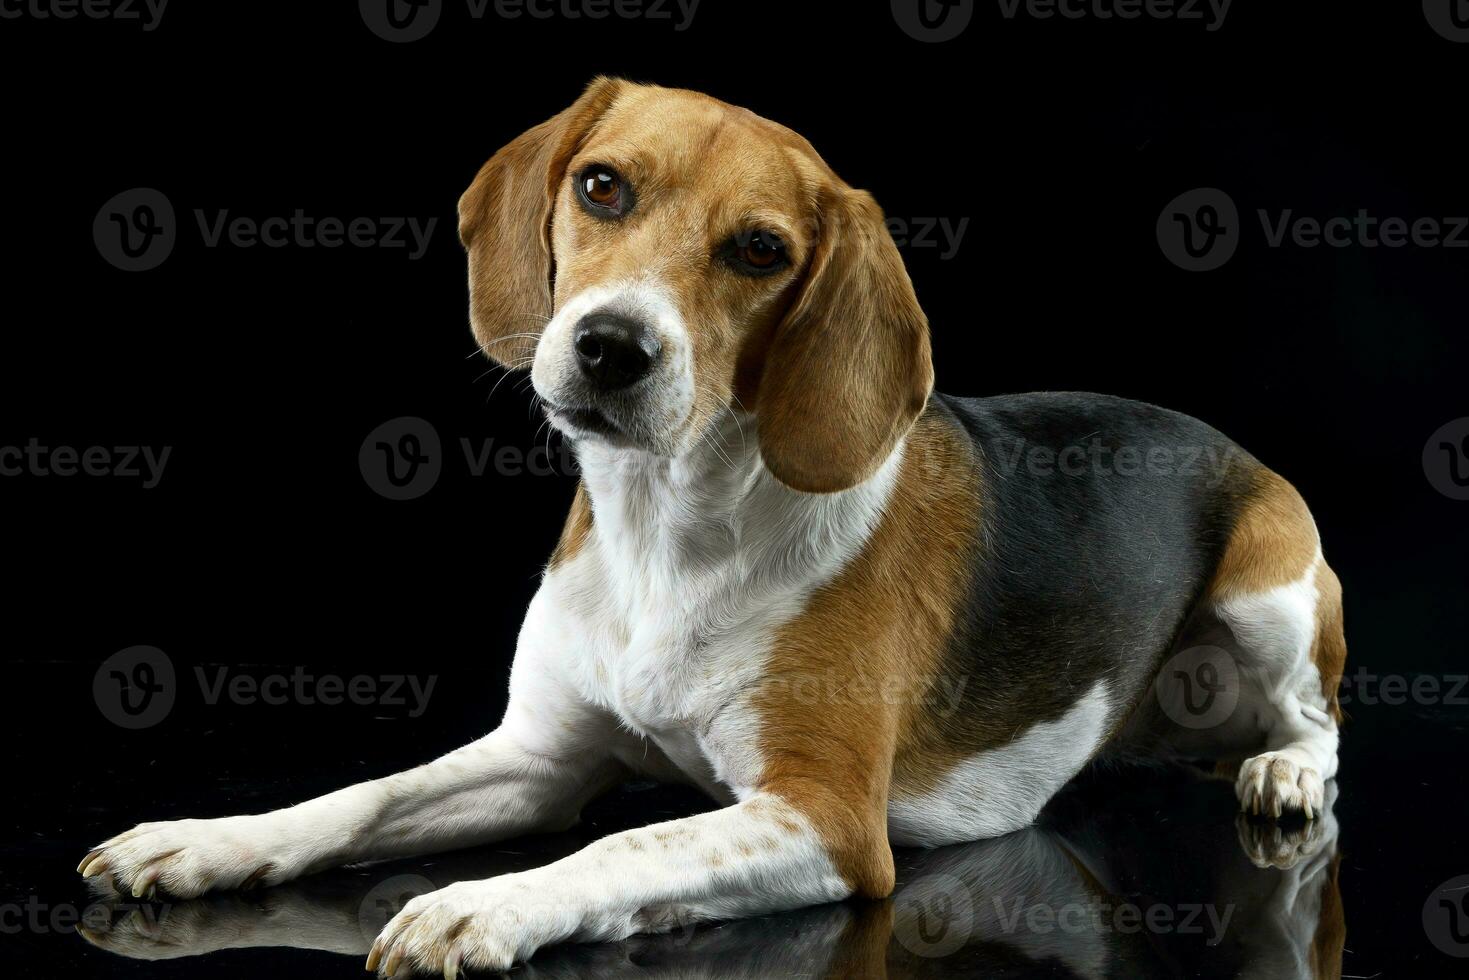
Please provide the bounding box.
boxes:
[459,76,623,365]
[756,186,934,493]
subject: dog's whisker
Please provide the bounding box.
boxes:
[728,393,750,456]
[488,366,526,400]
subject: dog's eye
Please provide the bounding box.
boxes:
[577,166,626,215]
[730,230,788,275]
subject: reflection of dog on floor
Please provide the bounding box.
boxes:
[79,79,1346,975]
[81,768,1344,979]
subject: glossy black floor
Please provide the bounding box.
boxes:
[5,678,1465,978]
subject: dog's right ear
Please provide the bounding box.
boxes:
[459,76,623,366]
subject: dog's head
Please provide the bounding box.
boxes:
[460,77,932,493]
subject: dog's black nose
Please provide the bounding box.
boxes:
[573,313,660,391]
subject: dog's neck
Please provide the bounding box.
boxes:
[568,408,903,602]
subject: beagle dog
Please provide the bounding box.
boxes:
[79,78,1347,977]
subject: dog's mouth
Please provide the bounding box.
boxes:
[543,401,625,441]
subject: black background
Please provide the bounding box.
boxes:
[3,1,1467,976]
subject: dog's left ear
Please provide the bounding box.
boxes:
[756,186,934,493]
[459,76,623,365]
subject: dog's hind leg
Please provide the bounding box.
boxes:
[1203,468,1346,820]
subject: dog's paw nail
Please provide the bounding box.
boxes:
[77,848,106,875]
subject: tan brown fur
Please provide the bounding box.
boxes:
[1310,852,1346,980]
[751,184,933,492]
[459,76,624,364]
[1313,561,1348,723]
[548,483,593,570]
[822,900,895,979]
[753,411,980,897]
[1207,467,1319,598]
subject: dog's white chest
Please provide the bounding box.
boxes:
[521,442,904,795]
[547,552,776,758]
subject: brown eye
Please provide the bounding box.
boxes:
[733,230,787,274]
[578,166,623,212]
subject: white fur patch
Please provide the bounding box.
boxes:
[887,680,1113,846]
[536,417,906,797]
[1208,549,1339,817]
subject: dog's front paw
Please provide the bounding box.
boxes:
[367,877,583,977]
[1235,753,1324,820]
[78,816,288,900]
